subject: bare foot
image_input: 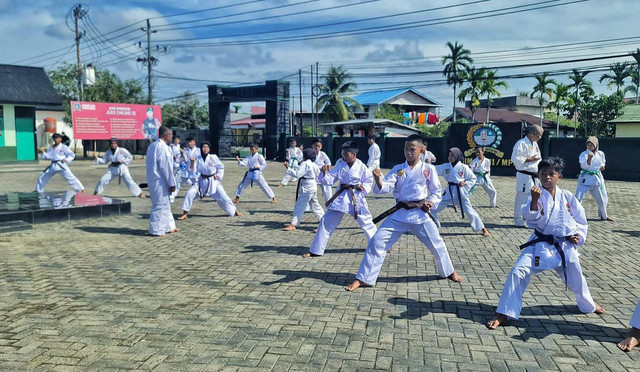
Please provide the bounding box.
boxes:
[283,224,296,231]
[595,304,606,314]
[302,252,320,258]
[277,184,283,188]
[618,327,640,352]
[271,197,277,204]
[80,190,87,194]
[605,217,614,221]
[233,197,240,204]
[494,205,500,208]
[448,271,463,282]
[168,228,180,234]
[148,233,166,238]
[177,213,188,220]
[486,314,508,329]
[344,279,365,291]
[234,210,242,217]
[482,228,491,237]
[313,228,318,233]
[139,193,146,198]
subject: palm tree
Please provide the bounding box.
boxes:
[629,48,640,103]
[457,66,485,122]
[599,62,632,95]
[315,65,362,123]
[530,73,557,126]
[478,69,508,124]
[568,69,590,127]
[548,83,570,137]
[624,69,639,103]
[442,41,473,122]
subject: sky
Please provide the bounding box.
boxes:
[1,0,639,116]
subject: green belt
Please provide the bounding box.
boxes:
[471,172,488,194]
[580,170,604,191]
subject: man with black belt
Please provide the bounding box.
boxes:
[94,138,145,198]
[511,124,543,227]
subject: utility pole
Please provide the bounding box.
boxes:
[298,69,303,136]
[73,4,87,101]
[310,65,314,136]
[315,61,319,136]
[137,19,169,104]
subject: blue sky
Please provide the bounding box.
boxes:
[1,0,639,115]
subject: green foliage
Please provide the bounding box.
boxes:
[599,62,632,94]
[457,66,484,121]
[442,41,473,122]
[373,104,405,123]
[543,112,576,128]
[47,62,147,125]
[161,91,209,129]
[419,121,450,137]
[315,65,361,122]
[577,94,625,137]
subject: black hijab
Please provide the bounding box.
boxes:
[201,141,211,161]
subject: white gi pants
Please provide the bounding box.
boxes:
[149,182,176,236]
[367,160,380,172]
[575,183,608,220]
[630,301,640,329]
[280,170,297,186]
[94,166,142,196]
[355,217,455,285]
[496,246,596,320]
[309,209,377,256]
[36,163,84,192]
[514,172,539,226]
[235,171,275,199]
[320,185,334,204]
[474,175,497,207]
[181,182,236,216]
[291,190,324,225]
[432,185,484,231]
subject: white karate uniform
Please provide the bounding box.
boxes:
[171,146,200,202]
[630,301,640,329]
[309,158,377,256]
[314,150,333,202]
[511,137,541,226]
[367,142,381,171]
[94,147,142,197]
[420,151,436,164]
[575,150,609,220]
[432,162,485,231]
[146,139,176,236]
[496,186,597,320]
[355,160,455,285]
[182,147,201,185]
[286,159,324,226]
[181,154,236,216]
[470,157,497,207]
[35,144,84,193]
[235,153,276,199]
[280,147,303,186]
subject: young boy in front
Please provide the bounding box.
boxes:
[487,157,605,329]
[234,143,277,204]
[303,141,376,258]
[345,135,462,291]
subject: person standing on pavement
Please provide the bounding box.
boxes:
[146,125,178,237]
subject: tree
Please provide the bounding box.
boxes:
[441,41,473,123]
[373,104,405,123]
[47,62,147,125]
[315,65,362,122]
[478,69,508,124]
[568,69,591,127]
[599,62,631,95]
[161,91,208,129]
[547,82,571,137]
[579,93,625,137]
[457,66,484,122]
[233,104,242,113]
[530,73,557,126]
[624,69,639,103]
[630,48,640,103]
[419,121,450,137]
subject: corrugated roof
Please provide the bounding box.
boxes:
[0,64,63,106]
[353,88,440,106]
[610,104,640,123]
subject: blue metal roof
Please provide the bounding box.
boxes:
[353,88,441,106]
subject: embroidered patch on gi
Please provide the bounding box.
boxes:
[397,169,404,177]
[534,256,540,266]
[445,169,450,174]
[423,169,430,178]
[566,202,571,213]
[457,171,464,177]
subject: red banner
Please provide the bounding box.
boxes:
[71,101,162,140]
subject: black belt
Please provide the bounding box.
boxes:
[42,160,61,173]
[325,183,360,219]
[446,182,465,219]
[295,177,312,201]
[518,170,538,182]
[199,174,214,199]
[372,199,434,224]
[109,162,122,167]
[519,230,573,290]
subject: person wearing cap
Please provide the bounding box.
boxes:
[35,133,85,193]
[177,141,241,220]
[576,136,612,221]
[146,125,178,237]
[142,107,161,141]
[93,138,145,198]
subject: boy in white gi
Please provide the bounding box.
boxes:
[511,125,542,227]
[177,142,241,220]
[367,135,381,171]
[146,126,179,237]
[470,147,497,208]
[283,148,324,231]
[278,138,303,187]
[419,140,437,164]
[35,133,85,193]
[486,157,605,329]
[303,141,377,258]
[93,138,145,198]
[345,135,463,291]
[312,138,333,203]
[576,136,612,221]
[171,137,200,201]
[618,301,640,352]
[234,143,277,204]
[432,148,491,237]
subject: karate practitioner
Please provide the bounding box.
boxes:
[432,148,491,237]
[278,138,303,187]
[35,133,85,193]
[345,135,462,291]
[366,135,381,171]
[312,138,333,203]
[512,125,542,227]
[93,138,145,198]
[169,136,183,203]
[303,141,377,258]
[282,148,324,231]
[177,142,241,220]
[486,157,605,329]
[469,147,498,208]
[618,301,640,352]
[146,125,178,237]
[576,136,612,221]
[234,143,277,204]
[171,137,200,201]
[419,140,437,164]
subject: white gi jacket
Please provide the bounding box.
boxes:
[286,146,303,168]
[470,157,491,185]
[420,151,437,164]
[577,150,606,187]
[319,158,372,214]
[286,159,320,193]
[183,147,201,178]
[315,150,332,168]
[238,152,267,172]
[511,137,541,191]
[367,142,381,168]
[41,144,75,169]
[95,147,133,167]
[192,154,225,195]
[436,162,476,195]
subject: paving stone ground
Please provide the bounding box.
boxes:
[0,158,639,371]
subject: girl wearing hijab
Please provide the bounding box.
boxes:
[576,137,612,221]
[177,142,241,220]
[431,147,491,237]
